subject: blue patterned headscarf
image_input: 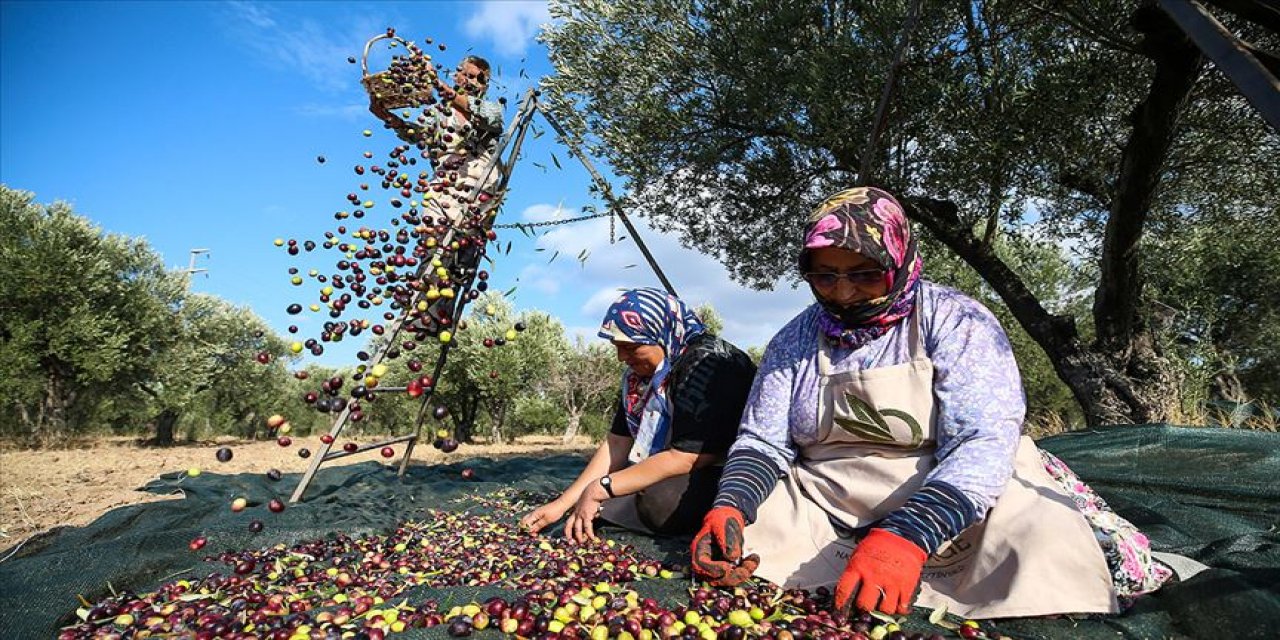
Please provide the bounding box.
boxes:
[597,288,706,457]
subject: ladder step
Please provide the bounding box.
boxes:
[322,434,418,461]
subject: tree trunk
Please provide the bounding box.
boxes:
[453,393,482,443]
[906,195,1180,427]
[153,409,180,447]
[15,401,31,432]
[36,367,71,447]
[488,401,508,445]
[240,411,259,441]
[562,409,582,444]
[1210,370,1246,405]
[899,6,1202,427]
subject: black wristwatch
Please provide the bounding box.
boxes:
[598,475,616,498]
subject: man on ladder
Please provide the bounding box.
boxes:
[368,53,505,337]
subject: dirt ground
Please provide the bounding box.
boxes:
[0,434,594,548]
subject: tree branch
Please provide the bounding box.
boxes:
[1058,168,1114,210]
[1201,0,1280,34]
[901,196,1080,357]
[1026,2,1142,54]
[1094,5,1205,346]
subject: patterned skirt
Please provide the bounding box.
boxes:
[1039,450,1175,600]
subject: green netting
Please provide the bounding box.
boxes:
[1,425,1277,639]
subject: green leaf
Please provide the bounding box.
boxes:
[928,604,947,625]
[867,610,899,625]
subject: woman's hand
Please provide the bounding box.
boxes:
[834,529,927,617]
[519,499,570,535]
[564,480,609,543]
[691,506,759,586]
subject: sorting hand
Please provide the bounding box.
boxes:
[565,486,607,544]
[519,501,568,535]
[834,529,927,617]
[690,506,759,586]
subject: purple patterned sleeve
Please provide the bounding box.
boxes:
[921,285,1025,515]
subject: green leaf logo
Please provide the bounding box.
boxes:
[832,392,923,447]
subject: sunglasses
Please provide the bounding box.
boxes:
[803,269,886,288]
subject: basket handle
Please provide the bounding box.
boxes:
[361,33,427,78]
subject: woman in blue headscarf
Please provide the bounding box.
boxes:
[520,288,757,542]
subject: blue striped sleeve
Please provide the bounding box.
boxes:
[713,448,783,524]
[875,481,980,555]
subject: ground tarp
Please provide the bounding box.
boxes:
[1,424,1277,639]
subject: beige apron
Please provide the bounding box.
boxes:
[743,310,1117,618]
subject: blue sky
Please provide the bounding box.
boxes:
[1,0,812,366]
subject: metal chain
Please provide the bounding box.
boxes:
[492,210,613,230]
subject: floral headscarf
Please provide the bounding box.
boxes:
[801,187,923,349]
[597,288,707,457]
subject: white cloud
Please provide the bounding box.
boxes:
[293,103,368,120]
[222,2,386,92]
[521,202,575,223]
[581,285,630,317]
[463,1,551,57]
[514,203,814,350]
[516,263,563,295]
[564,324,605,345]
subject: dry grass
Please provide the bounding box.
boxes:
[1168,400,1279,432]
[0,434,595,546]
[1024,411,1075,440]
[1025,400,1279,440]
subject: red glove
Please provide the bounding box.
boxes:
[834,528,928,617]
[690,506,760,586]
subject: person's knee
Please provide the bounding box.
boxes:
[635,469,721,534]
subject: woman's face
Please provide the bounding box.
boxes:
[806,247,890,306]
[613,341,664,377]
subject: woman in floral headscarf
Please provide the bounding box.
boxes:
[690,187,1171,619]
[520,288,757,542]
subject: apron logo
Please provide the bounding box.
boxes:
[925,537,975,569]
[833,392,923,447]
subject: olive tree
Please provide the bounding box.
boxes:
[139,294,294,445]
[0,187,186,445]
[428,293,570,443]
[547,337,622,443]
[541,0,1280,425]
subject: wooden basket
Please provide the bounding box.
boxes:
[361,34,437,111]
